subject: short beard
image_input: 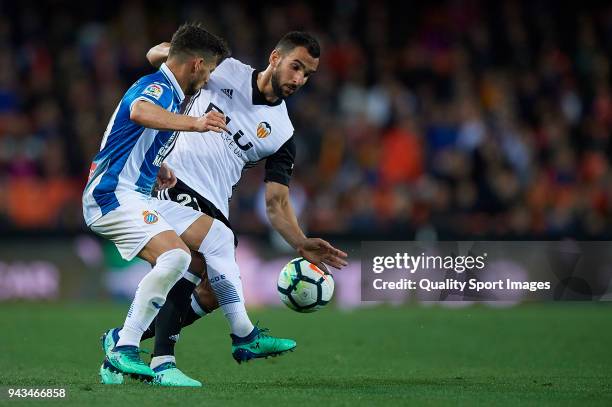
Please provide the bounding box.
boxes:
[271,70,285,100]
[185,81,198,96]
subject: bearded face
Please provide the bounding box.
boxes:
[271,67,297,99]
[270,47,319,100]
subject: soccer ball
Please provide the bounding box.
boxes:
[277,257,334,312]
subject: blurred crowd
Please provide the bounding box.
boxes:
[1,0,612,239]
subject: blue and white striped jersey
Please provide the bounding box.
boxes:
[82,63,185,226]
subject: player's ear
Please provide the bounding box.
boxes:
[192,57,203,73]
[270,49,281,67]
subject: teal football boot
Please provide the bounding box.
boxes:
[99,358,124,385]
[106,346,154,379]
[152,362,202,387]
[101,328,121,355]
[231,326,296,364]
[100,328,123,384]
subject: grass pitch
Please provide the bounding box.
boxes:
[0,303,611,406]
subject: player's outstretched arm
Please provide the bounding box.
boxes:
[130,100,228,133]
[146,42,170,68]
[265,181,348,269]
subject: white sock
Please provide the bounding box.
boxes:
[190,294,208,317]
[150,355,176,369]
[116,248,191,347]
[184,269,202,285]
[199,220,254,337]
[226,307,254,337]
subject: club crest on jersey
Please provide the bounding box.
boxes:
[143,83,163,100]
[142,210,159,224]
[256,121,271,138]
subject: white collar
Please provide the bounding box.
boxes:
[160,63,185,102]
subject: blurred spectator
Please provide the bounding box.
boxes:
[1,0,612,240]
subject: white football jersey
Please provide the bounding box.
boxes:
[164,58,296,218]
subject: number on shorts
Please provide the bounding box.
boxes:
[177,193,201,211]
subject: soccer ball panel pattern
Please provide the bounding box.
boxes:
[277,257,334,313]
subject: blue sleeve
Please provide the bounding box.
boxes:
[126,79,174,112]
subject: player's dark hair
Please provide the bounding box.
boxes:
[275,31,320,58]
[169,22,230,63]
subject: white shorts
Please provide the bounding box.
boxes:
[90,191,204,261]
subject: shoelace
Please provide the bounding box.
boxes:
[253,323,271,338]
[257,328,271,338]
[254,327,282,348]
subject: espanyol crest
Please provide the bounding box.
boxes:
[142,210,159,224]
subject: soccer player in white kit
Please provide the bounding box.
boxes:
[100,32,349,386]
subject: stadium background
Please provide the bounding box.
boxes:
[2,0,612,300]
[2,0,612,240]
[0,1,611,405]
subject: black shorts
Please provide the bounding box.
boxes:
[156,178,238,247]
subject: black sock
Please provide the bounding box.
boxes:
[152,277,196,357]
[142,323,156,341]
[141,284,211,342]
[142,296,205,341]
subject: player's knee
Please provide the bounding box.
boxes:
[199,219,235,257]
[214,221,235,250]
[173,249,192,275]
[157,248,192,282]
